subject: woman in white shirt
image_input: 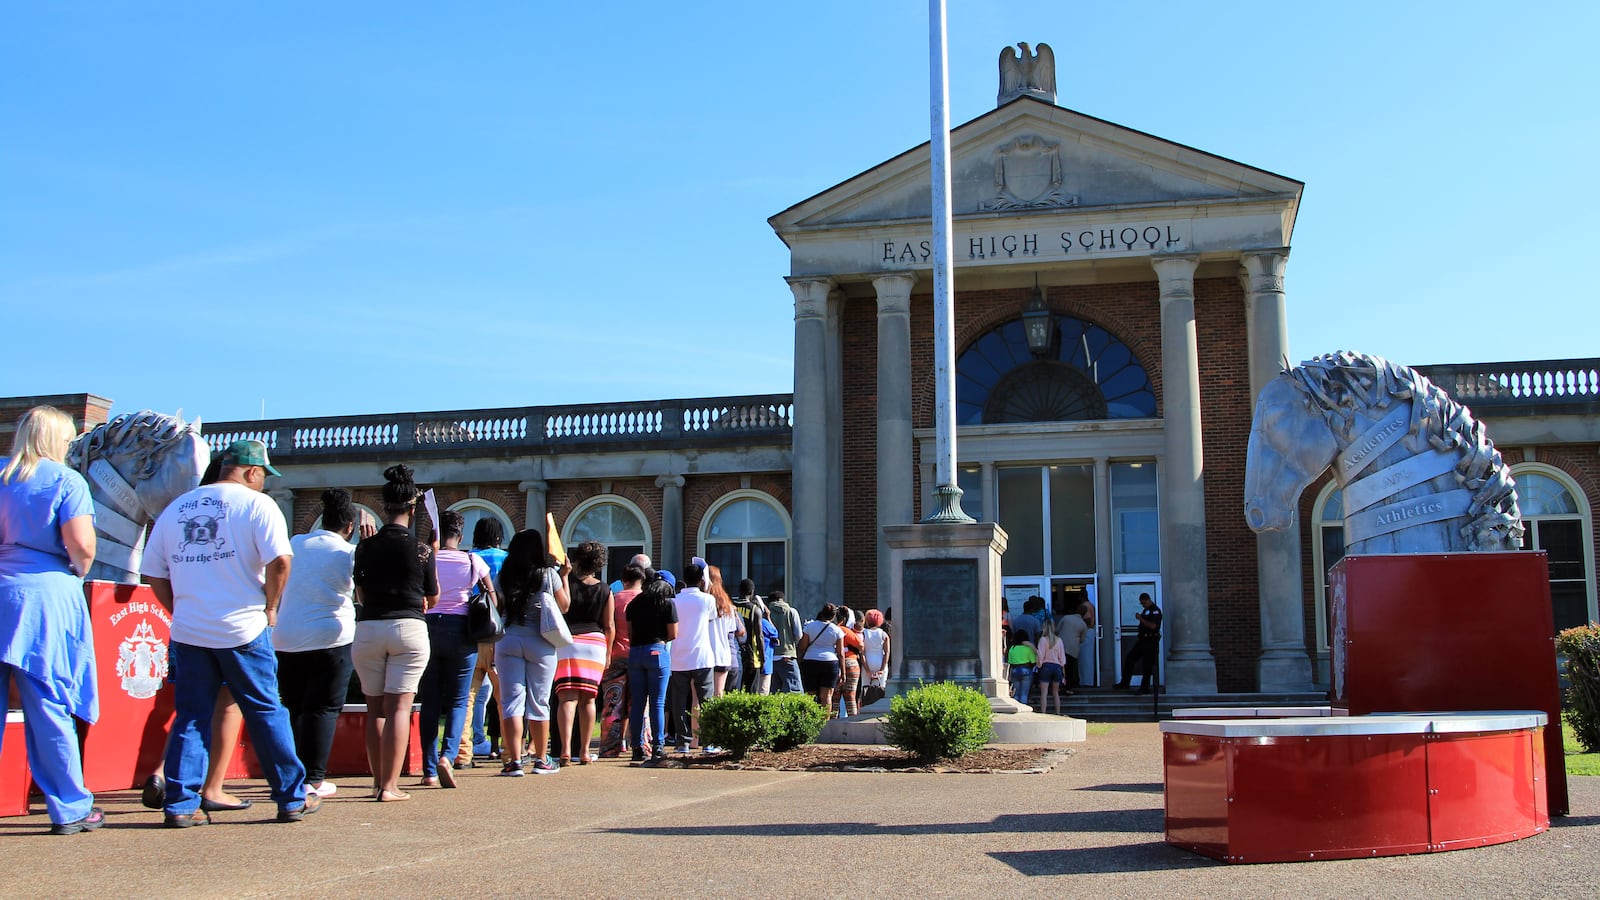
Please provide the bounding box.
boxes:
[859,608,890,707]
[274,488,372,798]
[799,603,846,714]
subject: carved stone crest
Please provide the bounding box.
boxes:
[980,134,1077,211]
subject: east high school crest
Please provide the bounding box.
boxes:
[116,620,168,699]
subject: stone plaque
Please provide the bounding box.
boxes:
[902,559,980,659]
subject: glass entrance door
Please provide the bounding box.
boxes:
[1112,576,1160,686]
[1052,578,1098,687]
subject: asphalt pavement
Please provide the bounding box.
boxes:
[2,722,1596,898]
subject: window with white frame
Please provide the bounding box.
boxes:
[1512,466,1595,634]
[566,497,650,581]
[448,500,515,551]
[701,493,789,598]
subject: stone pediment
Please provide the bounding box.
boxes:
[769,97,1302,237]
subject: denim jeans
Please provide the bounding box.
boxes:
[1009,665,1035,708]
[418,614,478,777]
[167,630,308,813]
[275,643,354,784]
[626,643,670,753]
[0,663,94,824]
[469,680,493,746]
[772,656,803,694]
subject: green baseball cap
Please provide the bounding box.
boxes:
[223,439,282,477]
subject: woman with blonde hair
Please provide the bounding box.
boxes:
[0,406,102,834]
[706,564,744,697]
[1034,616,1068,715]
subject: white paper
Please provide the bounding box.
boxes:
[423,489,440,539]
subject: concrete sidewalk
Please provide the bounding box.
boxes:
[3,723,1596,898]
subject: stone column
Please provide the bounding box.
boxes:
[1152,255,1218,693]
[268,488,296,532]
[789,277,834,612]
[518,479,547,530]
[1242,250,1312,691]
[874,274,917,608]
[656,474,685,575]
[980,462,997,522]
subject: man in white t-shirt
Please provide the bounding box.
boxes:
[666,561,717,752]
[142,440,319,827]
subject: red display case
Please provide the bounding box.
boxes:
[1162,713,1547,863]
[1,712,30,817]
[1329,552,1567,815]
[81,582,175,792]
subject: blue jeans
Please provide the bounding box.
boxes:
[166,630,307,814]
[626,643,670,753]
[0,664,94,824]
[418,614,477,777]
[469,679,493,746]
[1010,665,1035,707]
[773,656,803,693]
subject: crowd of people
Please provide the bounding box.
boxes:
[0,407,902,834]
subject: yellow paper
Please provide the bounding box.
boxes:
[545,512,566,565]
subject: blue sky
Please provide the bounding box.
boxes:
[3,2,1595,423]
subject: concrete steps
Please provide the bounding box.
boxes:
[1056,689,1331,722]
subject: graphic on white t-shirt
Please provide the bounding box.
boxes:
[171,494,236,561]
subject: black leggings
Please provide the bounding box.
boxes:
[275,644,354,784]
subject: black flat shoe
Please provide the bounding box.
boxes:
[199,797,253,812]
[50,807,105,835]
[140,774,165,810]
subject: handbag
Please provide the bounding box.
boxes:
[537,567,573,648]
[466,581,504,644]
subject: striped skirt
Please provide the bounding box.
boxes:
[553,631,607,697]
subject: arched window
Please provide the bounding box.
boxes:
[448,500,515,551]
[1310,483,1344,682]
[700,492,790,597]
[956,316,1155,425]
[565,497,651,580]
[1512,465,1595,633]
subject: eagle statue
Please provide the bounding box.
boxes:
[998,42,1057,106]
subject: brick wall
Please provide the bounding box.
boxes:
[0,393,113,442]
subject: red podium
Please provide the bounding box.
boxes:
[1329,552,1568,816]
[82,582,176,792]
[1,712,29,816]
[240,705,422,779]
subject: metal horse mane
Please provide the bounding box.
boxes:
[67,410,210,583]
[1244,351,1522,554]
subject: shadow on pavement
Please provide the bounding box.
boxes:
[989,842,1217,875]
[599,808,1165,838]
[1076,781,1164,793]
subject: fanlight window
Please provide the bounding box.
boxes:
[568,500,649,579]
[956,317,1154,424]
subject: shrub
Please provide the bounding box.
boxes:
[761,692,829,752]
[883,681,993,760]
[1557,624,1600,752]
[697,692,829,757]
[698,693,767,757]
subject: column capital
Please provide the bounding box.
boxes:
[654,474,685,490]
[1240,249,1289,294]
[1152,255,1198,304]
[267,488,295,504]
[517,479,548,493]
[787,276,836,319]
[871,273,916,315]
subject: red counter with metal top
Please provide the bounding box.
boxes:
[1162,712,1547,863]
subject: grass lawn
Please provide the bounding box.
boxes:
[1564,714,1600,776]
[1085,722,1113,736]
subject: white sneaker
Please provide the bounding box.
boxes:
[312,782,338,798]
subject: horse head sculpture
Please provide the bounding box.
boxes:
[67,410,210,583]
[1245,351,1522,555]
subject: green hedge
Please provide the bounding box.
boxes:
[882,682,993,760]
[698,692,829,757]
[1557,624,1600,752]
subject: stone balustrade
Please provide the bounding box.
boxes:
[203,394,794,462]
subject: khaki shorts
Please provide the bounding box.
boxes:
[352,618,430,696]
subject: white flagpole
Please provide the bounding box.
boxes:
[925,0,971,523]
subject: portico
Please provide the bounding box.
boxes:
[772,90,1310,694]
